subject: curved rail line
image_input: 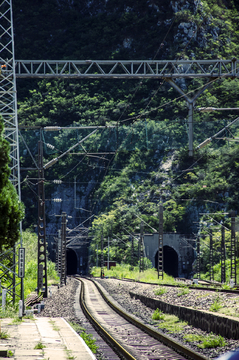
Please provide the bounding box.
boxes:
[77,277,208,360]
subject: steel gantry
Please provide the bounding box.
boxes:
[14,59,239,79]
[13,58,239,157]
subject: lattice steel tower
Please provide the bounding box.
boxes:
[0,0,21,195]
[0,0,23,304]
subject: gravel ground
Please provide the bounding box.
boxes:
[35,278,239,359]
[95,278,239,359]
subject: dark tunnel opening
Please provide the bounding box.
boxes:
[154,245,178,277]
[67,248,77,275]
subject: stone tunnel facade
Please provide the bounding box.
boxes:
[143,233,195,278]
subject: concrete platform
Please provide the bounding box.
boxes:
[0,317,96,360]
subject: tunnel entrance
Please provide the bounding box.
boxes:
[67,248,77,275]
[154,245,178,277]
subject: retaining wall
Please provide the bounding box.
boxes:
[129,292,239,339]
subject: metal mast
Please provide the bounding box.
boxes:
[221,224,226,283]
[231,212,236,285]
[139,222,144,272]
[60,212,67,287]
[158,200,163,279]
[209,232,214,281]
[37,140,48,296]
[0,0,21,194]
[0,0,23,304]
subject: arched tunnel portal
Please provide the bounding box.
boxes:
[154,245,178,278]
[66,248,77,275]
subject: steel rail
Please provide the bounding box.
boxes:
[78,276,208,360]
[79,278,136,360]
[92,279,208,360]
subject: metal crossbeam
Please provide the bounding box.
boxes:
[12,59,239,79]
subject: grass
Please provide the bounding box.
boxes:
[65,348,76,360]
[152,308,165,320]
[90,264,178,285]
[184,332,226,348]
[80,332,98,354]
[49,319,60,332]
[154,312,188,333]
[68,322,98,354]
[154,287,167,296]
[0,306,18,319]
[34,342,46,350]
[0,331,9,339]
[177,287,190,297]
[209,296,223,312]
[24,313,35,320]
[69,322,85,333]
[7,350,14,358]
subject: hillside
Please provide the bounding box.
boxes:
[13,0,239,267]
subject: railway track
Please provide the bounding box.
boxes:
[77,277,209,360]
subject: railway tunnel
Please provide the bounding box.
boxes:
[154,245,178,277]
[143,233,195,278]
[66,248,78,275]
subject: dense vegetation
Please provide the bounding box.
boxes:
[0,117,24,249]
[10,0,239,274]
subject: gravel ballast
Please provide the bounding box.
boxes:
[35,277,239,359]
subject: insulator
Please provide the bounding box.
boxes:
[53,198,62,202]
[46,143,55,150]
[53,180,62,184]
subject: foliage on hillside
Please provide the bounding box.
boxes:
[12,0,239,270]
[22,229,59,297]
[0,117,25,249]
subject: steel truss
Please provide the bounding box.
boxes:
[0,0,20,191]
[14,59,239,79]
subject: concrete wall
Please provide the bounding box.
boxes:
[130,292,239,339]
[144,233,195,278]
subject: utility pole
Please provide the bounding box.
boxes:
[107,232,110,271]
[130,235,134,270]
[37,140,47,297]
[231,211,236,285]
[61,212,67,286]
[158,200,163,279]
[139,222,144,272]
[101,230,104,278]
[96,244,98,267]
[56,229,61,275]
[209,232,214,281]
[196,236,200,280]
[165,79,211,156]
[221,224,226,283]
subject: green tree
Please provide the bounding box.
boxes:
[0,117,25,250]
